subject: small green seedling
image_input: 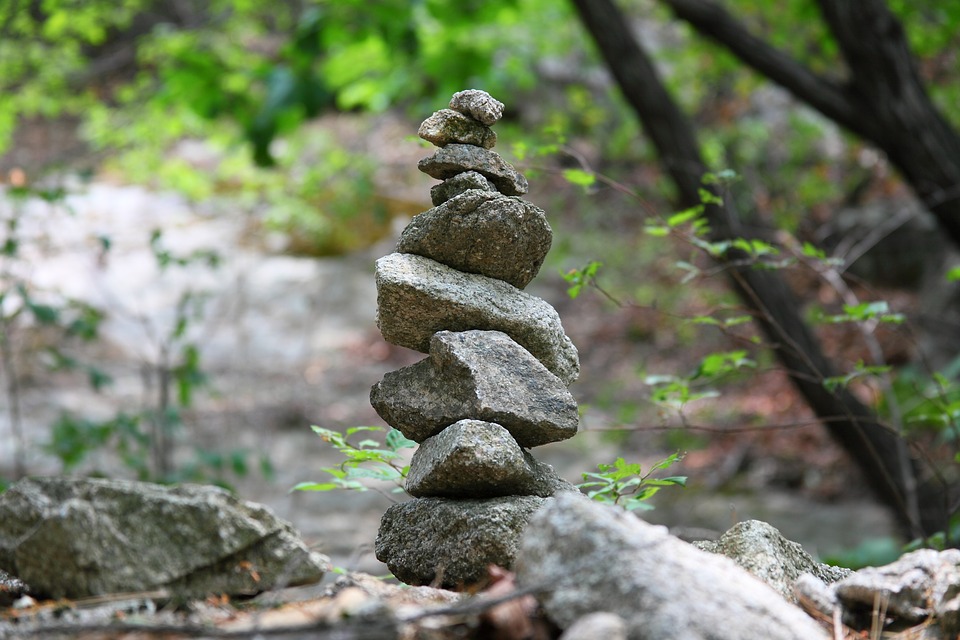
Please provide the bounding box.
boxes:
[578,453,687,511]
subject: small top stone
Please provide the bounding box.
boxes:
[449,89,504,126]
[419,109,497,149]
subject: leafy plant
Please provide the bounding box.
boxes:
[292,426,416,496]
[578,453,687,511]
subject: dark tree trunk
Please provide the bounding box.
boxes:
[661,0,960,249]
[569,0,953,538]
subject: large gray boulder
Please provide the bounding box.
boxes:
[376,495,546,588]
[0,477,329,599]
[405,419,576,498]
[418,144,528,196]
[396,189,552,289]
[694,519,851,602]
[370,330,578,446]
[515,493,827,640]
[375,253,579,385]
[418,109,497,149]
[430,171,498,206]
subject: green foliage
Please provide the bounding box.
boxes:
[293,426,416,494]
[562,261,603,299]
[578,453,687,511]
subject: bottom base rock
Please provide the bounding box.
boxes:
[375,495,547,588]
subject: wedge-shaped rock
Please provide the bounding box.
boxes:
[430,170,497,206]
[449,89,504,126]
[371,330,578,446]
[375,253,579,384]
[0,477,329,599]
[418,109,497,149]
[397,190,551,289]
[418,144,528,196]
[405,419,577,497]
[376,495,545,588]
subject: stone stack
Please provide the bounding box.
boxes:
[371,90,581,588]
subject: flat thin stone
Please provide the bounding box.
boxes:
[376,495,545,588]
[449,89,505,126]
[396,189,552,289]
[418,109,497,149]
[374,253,579,385]
[405,419,576,498]
[371,330,578,446]
[418,144,528,196]
[430,171,498,206]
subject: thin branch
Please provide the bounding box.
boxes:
[660,0,863,135]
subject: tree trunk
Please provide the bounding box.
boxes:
[661,0,960,249]
[569,0,953,538]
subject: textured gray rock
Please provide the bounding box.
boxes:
[405,419,576,498]
[515,493,827,640]
[430,171,498,206]
[376,495,546,588]
[449,89,504,126]
[375,253,579,384]
[694,520,851,602]
[396,190,552,289]
[418,109,497,149]
[0,477,330,599]
[418,144,528,196]
[370,330,578,446]
[834,548,960,633]
[559,612,628,640]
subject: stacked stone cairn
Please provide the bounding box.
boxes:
[371,90,581,589]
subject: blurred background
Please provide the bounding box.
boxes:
[1,0,958,574]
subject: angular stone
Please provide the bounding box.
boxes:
[418,144,528,196]
[694,520,851,602]
[397,190,552,289]
[375,253,579,384]
[0,477,330,599]
[449,89,505,126]
[430,171,497,206]
[376,495,545,588]
[371,330,579,446]
[418,109,497,149]
[515,493,828,640]
[405,419,577,497]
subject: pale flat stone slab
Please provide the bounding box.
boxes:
[374,253,579,385]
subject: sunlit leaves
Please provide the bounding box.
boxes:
[579,454,687,511]
[293,426,415,494]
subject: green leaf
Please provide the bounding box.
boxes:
[562,168,596,188]
[385,428,416,451]
[947,266,960,282]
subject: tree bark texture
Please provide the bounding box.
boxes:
[569,0,952,538]
[661,0,960,248]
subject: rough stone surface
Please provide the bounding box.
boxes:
[396,189,552,289]
[418,109,497,149]
[375,253,579,385]
[694,519,851,602]
[404,419,576,498]
[376,495,546,588]
[448,89,504,126]
[559,612,628,640]
[430,171,498,206]
[0,477,330,599]
[834,548,960,633]
[418,144,528,196]
[370,330,579,446]
[515,493,828,640]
